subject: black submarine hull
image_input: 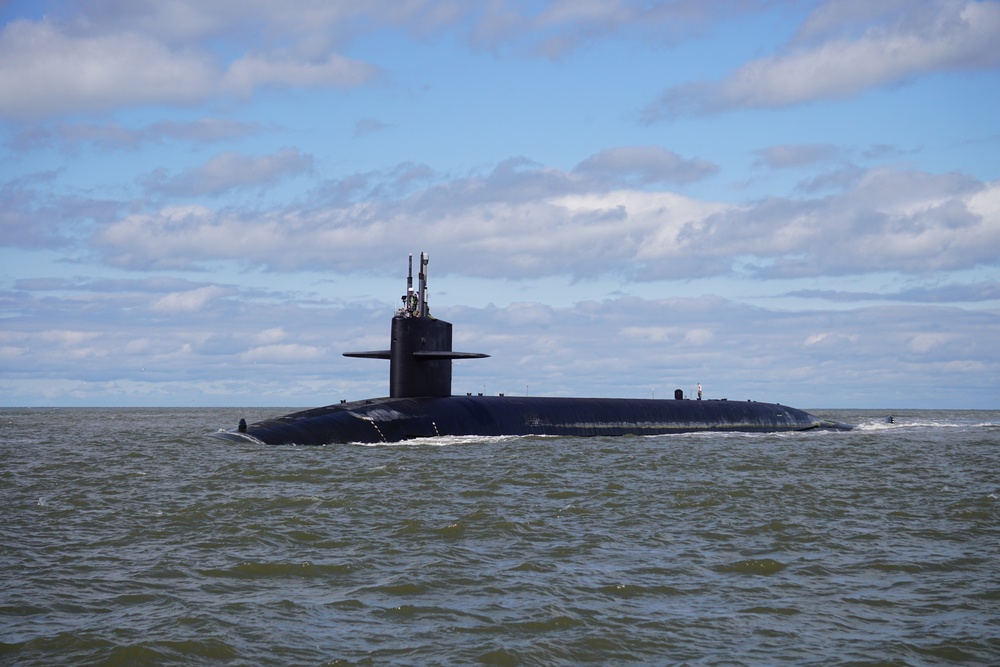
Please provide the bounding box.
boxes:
[216,395,849,445]
[215,253,853,445]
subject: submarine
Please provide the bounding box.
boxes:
[217,253,851,445]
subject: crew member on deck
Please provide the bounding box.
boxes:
[697,383,702,400]
[405,289,419,315]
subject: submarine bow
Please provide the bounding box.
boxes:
[217,252,851,445]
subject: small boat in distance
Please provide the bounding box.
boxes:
[216,253,852,445]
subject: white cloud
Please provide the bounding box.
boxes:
[646,0,1000,118]
[471,0,749,56]
[620,325,714,344]
[792,0,915,44]
[501,302,555,327]
[145,148,314,197]
[96,205,274,269]
[804,332,858,347]
[150,285,227,313]
[754,144,842,169]
[39,330,100,346]
[0,17,378,119]
[0,19,217,118]
[1,1,997,412]
[573,146,719,185]
[72,1,458,44]
[2,276,997,407]
[223,52,379,94]
[256,327,287,344]
[907,332,953,353]
[674,170,1000,278]
[6,118,265,153]
[0,1,777,119]
[240,343,327,364]
[92,160,1000,281]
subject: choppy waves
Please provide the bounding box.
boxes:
[2,408,998,665]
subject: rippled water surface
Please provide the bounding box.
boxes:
[2,408,998,665]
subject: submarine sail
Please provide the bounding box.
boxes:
[218,253,851,445]
[342,253,489,399]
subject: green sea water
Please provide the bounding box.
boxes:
[2,408,998,665]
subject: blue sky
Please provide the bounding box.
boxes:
[1,0,998,409]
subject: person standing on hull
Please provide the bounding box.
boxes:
[697,383,702,400]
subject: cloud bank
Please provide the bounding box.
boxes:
[73,156,999,282]
[1,0,997,409]
[644,0,1000,119]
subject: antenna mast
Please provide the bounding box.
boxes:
[344,252,489,397]
[418,252,429,317]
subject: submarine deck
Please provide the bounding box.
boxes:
[217,395,851,445]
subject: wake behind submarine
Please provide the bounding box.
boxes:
[218,253,851,445]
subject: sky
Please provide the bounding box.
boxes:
[1,0,998,410]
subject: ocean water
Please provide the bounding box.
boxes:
[1,408,998,666]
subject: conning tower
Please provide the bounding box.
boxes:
[343,253,489,398]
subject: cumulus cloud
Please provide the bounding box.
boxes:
[471,0,756,57]
[687,170,1000,278]
[241,343,327,364]
[753,144,843,170]
[444,296,999,406]
[3,270,997,407]
[68,1,461,44]
[223,52,378,94]
[0,16,378,119]
[787,281,1000,303]
[94,171,728,277]
[796,166,866,194]
[353,118,392,138]
[0,20,218,118]
[0,1,775,119]
[573,146,719,186]
[317,162,438,205]
[0,177,121,249]
[0,179,66,249]
[148,118,266,143]
[150,285,229,313]
[16,1,993,121]
[143,148,314,197]
[9,152,997,284]
[644,0,1000,118]
[92,157,1000,280]
[7,118,264,153]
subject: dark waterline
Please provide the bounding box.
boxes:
[2,408,998,665]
